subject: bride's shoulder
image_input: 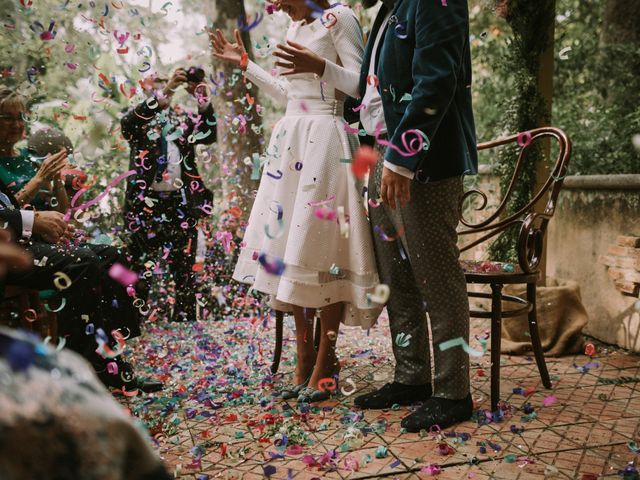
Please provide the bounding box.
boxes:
[326,3,359,27]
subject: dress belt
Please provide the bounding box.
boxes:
[285,99,344,117]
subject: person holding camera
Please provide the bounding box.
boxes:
[121,67,216,322]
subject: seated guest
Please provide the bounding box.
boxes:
[0,86,161,392]
[0,128,70,214]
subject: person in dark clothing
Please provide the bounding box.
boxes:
[120,67,216,322]
[0,86,161,392]
[202,212,263,320]
[0,181,160,391]
[351,0,477,430]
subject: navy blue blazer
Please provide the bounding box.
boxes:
[358,0,478,181]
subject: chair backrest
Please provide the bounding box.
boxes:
[458,127,572,273]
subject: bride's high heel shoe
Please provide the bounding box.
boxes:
[297,374,340,403]
[279,374,312,400]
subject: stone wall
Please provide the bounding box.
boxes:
[546,176,640,351]
[461,172,640,352]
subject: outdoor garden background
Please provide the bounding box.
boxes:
[0,0,639,478]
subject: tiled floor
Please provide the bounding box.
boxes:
[116,314,640,479]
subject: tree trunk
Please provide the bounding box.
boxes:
[206,0,263,220]
[489,0,556,269]
[601,0,640,45]
[599,0,640,109]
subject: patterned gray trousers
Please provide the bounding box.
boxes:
[368,153,470,400]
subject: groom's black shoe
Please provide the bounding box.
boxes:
[401,394,473,432]
[354,382,432,409]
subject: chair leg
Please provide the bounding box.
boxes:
[527,282,552,389]
[48,313,58,340]
[29,291,47,337]
[490,283,503,412]
[17,293,33,331]
[271,310,284,374]
[313,317,321,351]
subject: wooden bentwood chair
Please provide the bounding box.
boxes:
[458,126,572,411]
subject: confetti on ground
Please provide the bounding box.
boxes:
[115,314,640,479]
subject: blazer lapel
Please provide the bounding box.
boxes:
[358,3,389,97]
[376,0,406,71]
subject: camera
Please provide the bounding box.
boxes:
[185,66,205,84]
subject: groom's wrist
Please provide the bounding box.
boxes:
[383,160,415,180]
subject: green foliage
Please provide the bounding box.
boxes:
[472,0,554,262]
[553,1,640,175]
[470,0,640,262]
[471,0,640,176]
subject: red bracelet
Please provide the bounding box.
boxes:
[240,52,249,71]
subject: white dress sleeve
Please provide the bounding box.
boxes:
[243,60,291,106]
[320,6,364,98]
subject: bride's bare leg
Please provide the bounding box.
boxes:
[292,306,317,385]
[308,302,343,389]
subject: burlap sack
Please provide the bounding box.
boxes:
[501,278,588,356]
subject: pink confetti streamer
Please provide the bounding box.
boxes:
[65,169,136,221]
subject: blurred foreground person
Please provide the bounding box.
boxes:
[0,232,170,479]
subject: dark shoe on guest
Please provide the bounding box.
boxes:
[400,394,473,432]
[133,378,164,393]
[98,360,164,393]
[354,382,432,410]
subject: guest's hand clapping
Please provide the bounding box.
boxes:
[273,40,326,77]
[210,29,248,69]
[34,149,68,185]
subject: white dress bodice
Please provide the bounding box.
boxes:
[244,4,364,110]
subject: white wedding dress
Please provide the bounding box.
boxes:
[232,4,381,328]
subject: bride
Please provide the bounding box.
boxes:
[211,0,381,402]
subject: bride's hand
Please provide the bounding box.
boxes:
[273,40,326,77]
[210,28,247,68]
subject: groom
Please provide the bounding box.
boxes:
[353,0,478,430]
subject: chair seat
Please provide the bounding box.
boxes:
[461,260,538,284]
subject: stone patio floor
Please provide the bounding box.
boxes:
[116,313,640,479]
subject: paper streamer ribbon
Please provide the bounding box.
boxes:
[66,169,136,221]
[377,128,430,158]
[438,337,484,357]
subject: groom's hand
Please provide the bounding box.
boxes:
[380,166,411,210]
